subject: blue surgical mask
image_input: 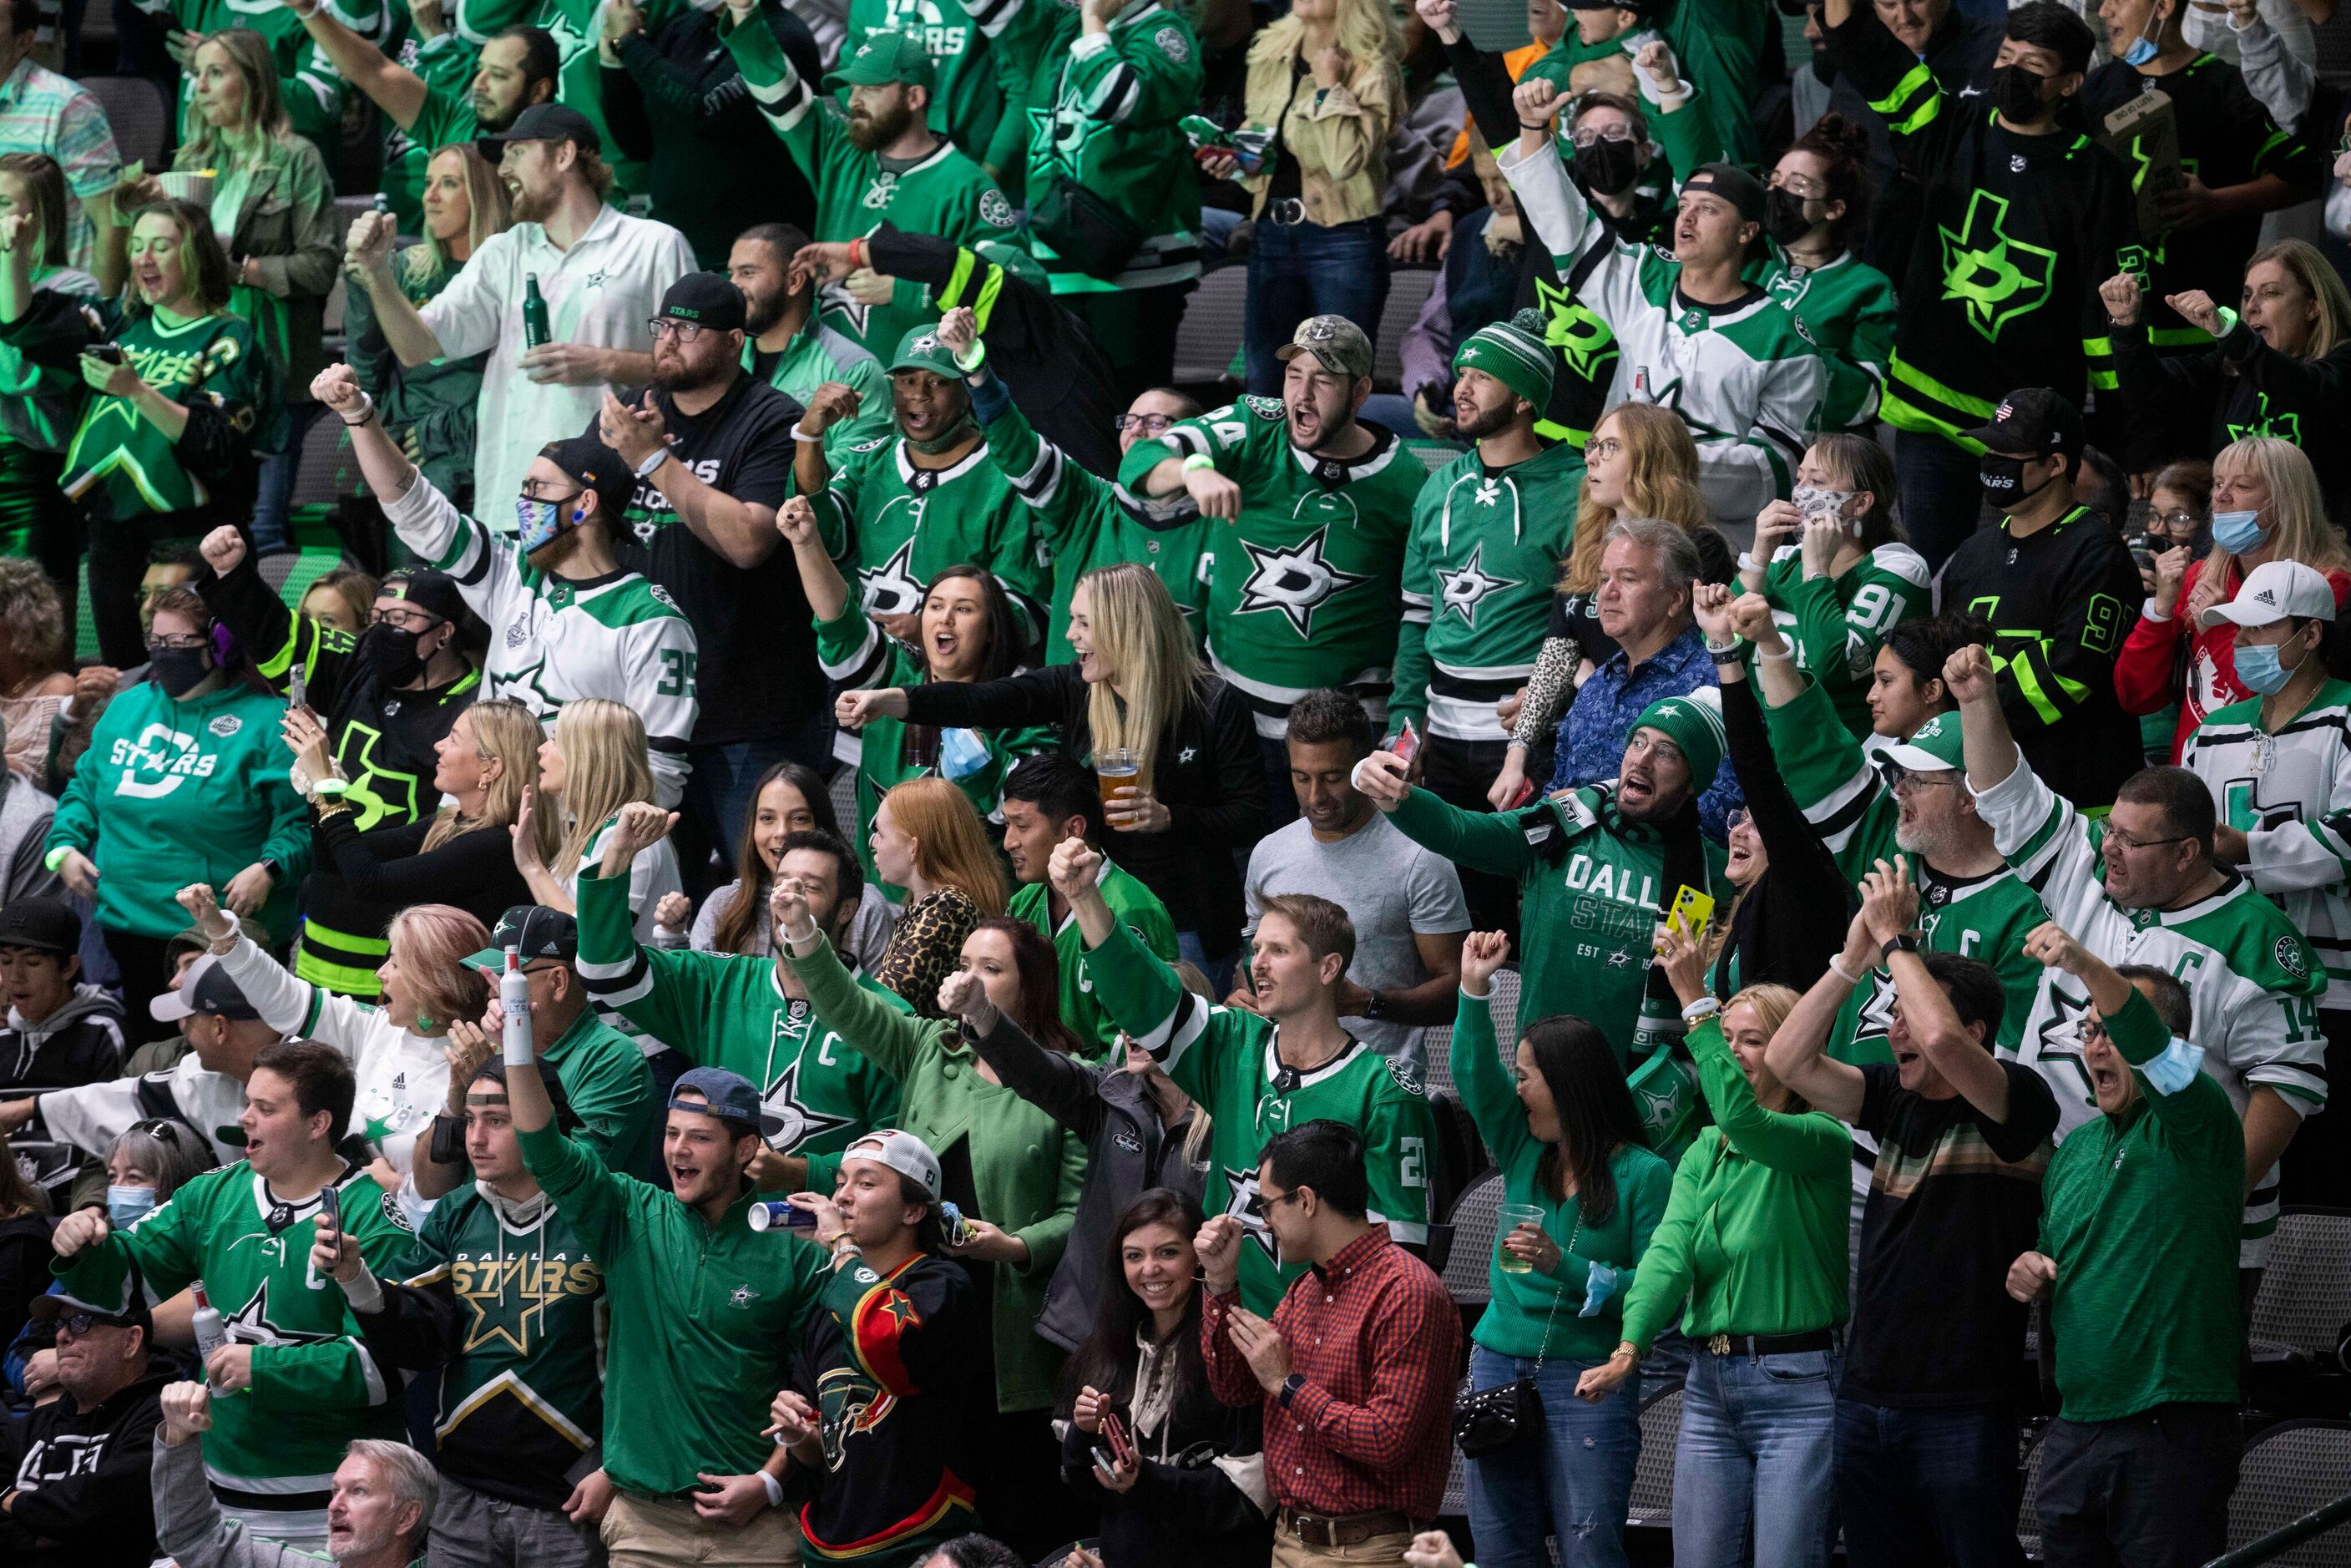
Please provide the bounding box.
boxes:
[515,495,578,553]
[107,1185,158,1228]
[2212,508,2268,554]
[2234,637,2303,696]
[2122,32,2159,64]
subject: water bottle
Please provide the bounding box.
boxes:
[523,275,550,350]
[191,1280,225,1380]
[1631,366,1653,404]
[500,948,533,1065]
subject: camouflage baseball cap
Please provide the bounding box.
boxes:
[1276,314,1374,380]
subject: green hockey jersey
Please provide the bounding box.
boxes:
[1393,440,1584,744]
[746,315,895,462]
[63,304,274,516]
[1758,542,1932,738]
[1009,857,1177,1059]
[979,383,1211,660]
[1009,2,1204,293]
[1757,248,1898,432]
[56,1162,412,1540]
[376,36,481,233]
[134,0,381,151]
[852,0,1024,175]
[814,600,1057,896]
[812,433,1051,644]
[367,1183,607,1511]
[574,862,903,1165]
[1084,913,1437,1314]
[1117,397,1423,738]
[726,11,1019,357]
[1976,748,2326,1266]
[2181,680,2351,1010]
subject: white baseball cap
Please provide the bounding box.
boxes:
[842,1129,943,1201]
[2200,559,2338,630]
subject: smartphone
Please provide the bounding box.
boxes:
[1504,777,1538,810]
[87,343,125,365]
[1392,717,1421,769]
[287,662,307,714]
[1666,884,1716,947]
[316,1184,342,1265]
[1103,1411,1136,1469]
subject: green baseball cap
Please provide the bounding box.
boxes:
[825,31,936,91]
[888,324,962,377]
[1878,711,1965,776]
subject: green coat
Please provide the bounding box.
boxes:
[788,932,1088,1412]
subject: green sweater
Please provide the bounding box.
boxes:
[515,1120,829,1495]
[47,680,310,942]
[1619,1014,1851,1350]
[2039,988,2244,1422]
[786,932,1089,1413]
[1453,985,1672,1359]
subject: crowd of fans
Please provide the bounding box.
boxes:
[3,0,2351,1563]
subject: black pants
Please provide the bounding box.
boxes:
[88,510,221,668]
[1062,282,1192,407]
[1258,733,1299,835]
[2035,1403,2240,1568]
[973,1404,1095,1563]
[101,927,179,1030]
[1420,733,1547,940]
[2280,1006,2351,1207]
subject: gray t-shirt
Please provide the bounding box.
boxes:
[1243,812,1469,1063]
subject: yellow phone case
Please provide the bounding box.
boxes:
[1666,885,1716,945]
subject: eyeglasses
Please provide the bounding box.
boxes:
[145,633,209,651]
[53,1312,124,1338]
[1772,174,1827,200]
[1726,807,1751,832]
[1583,437,1623,462]
[367,606,441,632]
[1569,125,1637,148]
[2151,509,2201,530]
[518,480,585,504]
[1115,412,1176,435]
[2102,827,2191,854]
[130,1117,190,1148]
[1889,769,1963,796]
[646,317,713,342]
[1261,1186,1304,1211]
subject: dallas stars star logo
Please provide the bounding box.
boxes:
[1221,1166,1277,1261]
[2035,984,2099,1105]
[763,1050,852,1152]
[859,537,926,620]
[2227,392,2302,445]
[1635,1080,1681,1136]
[1533,278,1616,382]
[1938,190,2057,344]
[1437,543,1519,630]
[1236,526,1368,639]
[221,1282,333,1350]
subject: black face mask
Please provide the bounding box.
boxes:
[1979,453,2055,511]
[1572,138,1641,199]
[149,646,212,699]
[1762,186,1815,247]
[1990,63,2050,124]
[358,620,431,686]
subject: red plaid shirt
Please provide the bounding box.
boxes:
[1201,1223,1460,1520]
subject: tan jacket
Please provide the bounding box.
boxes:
[1239,34,1400,226]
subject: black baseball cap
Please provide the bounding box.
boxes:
[469,1057,579,1129]
[659,272,747,334]
[0,896,79,957]
[1962,387,2085,460]
[477,102,602,163]
[149,954,262,1023]
[31,1282,154,1336]
[534,436,635,528]
[381,567,468,627]
[1682,164,1767,224]
[463,905,579,972]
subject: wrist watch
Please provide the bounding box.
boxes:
[1278,1373,1306,1407]
[1879,933,1920,960]
[1361,991,1388,1021]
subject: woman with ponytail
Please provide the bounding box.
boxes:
[1755,114,1899,433]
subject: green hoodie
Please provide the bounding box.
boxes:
[47,679,309,942]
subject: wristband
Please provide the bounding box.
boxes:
[1518,120,1552,132]
[43,845,71,873]
[1737,551,1761,571]
[790,422,824,443]
[1879,933,1920,960]
[1681,996,1722,1023]
[632,447,667,481]
[312,776,349,798]
[1827,955,1866,987]
[1181,453,1216,473]
[781,918,822,948]
[950,337,986,374]
[1756,645,1795,663]
[847,237,867,271]
[758,1471,785,1509]
[339,390,376,427]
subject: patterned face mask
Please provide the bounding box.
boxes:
[515,494,579,553]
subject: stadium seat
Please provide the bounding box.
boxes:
[1488,967,1522,1051]
[288,410,360,510]
[829,766,859,837]
[2227,1421,2351,1567]
[2015,1420,2048,1560]
[1373,268,1439,392]
[1442,1167,1503,1306]
[1172,265,1248,391]
[85,75,170,173]
[1626,1386,1684,1528]
[1424,1087,1490,1227]
[2251,1209,2351,1360]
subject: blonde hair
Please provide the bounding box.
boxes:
[1080,563,1202,790]
[421,699,544,852]
[2245,239,2350,362]
[387,904,492,1031]
[177,30,291,172]
[1171,960,1216,1167]
[301,567,377,633]
[2204,436,2349,586]
[549,698,657,879]
[1724,983,1806,1110]
[1564,403,1711,596]
[404,144,513,291]
[1250,0,1400,114]
[882,776,1008,915]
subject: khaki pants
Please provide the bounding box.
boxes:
[1272,1520,1415,1568]
[601,1491,802,1568]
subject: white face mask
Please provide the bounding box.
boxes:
[1791,484,1859,533]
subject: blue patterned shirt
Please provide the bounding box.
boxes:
[0,58,121,276]
[1543,620,1745,841]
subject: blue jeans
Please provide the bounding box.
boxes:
[1834,1399,2025,1568]
[250,401,327,554]
[1893,428,1988,574]
[1673,1347,1841,1568]
[1243,216,1390,397]
[1466,1343,1641,1568]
